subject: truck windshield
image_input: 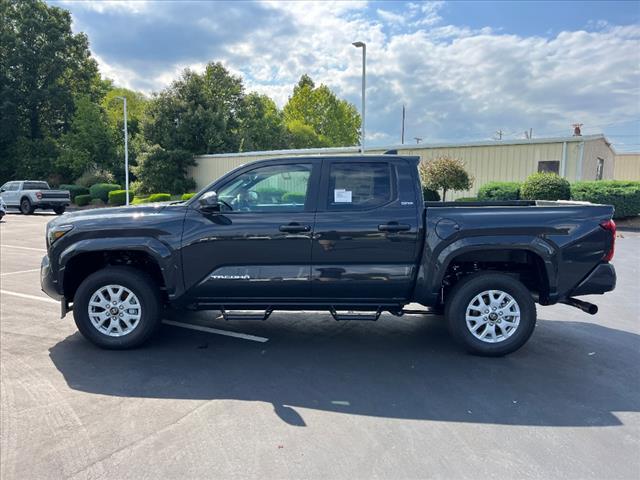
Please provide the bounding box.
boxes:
[23,181,50,190]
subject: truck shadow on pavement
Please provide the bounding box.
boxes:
[49,314,639,427]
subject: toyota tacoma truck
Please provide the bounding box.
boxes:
[40,155,617,355]
[0,180,70,214]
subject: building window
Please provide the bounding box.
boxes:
[596,158,604,180]
[537,160,560,174]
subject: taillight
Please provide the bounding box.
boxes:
[600,219,616,262]
[36,191,42,199]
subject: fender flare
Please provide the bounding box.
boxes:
[58,237,180,298]
[417,235,559,304]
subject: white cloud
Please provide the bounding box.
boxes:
[59,0,640,146]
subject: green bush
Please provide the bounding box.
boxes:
[75,168,115,188]
[281,192,306,203]
[478,182,521,200]
[181,193,196,201]
[571,181,640,219]
[132,196,151,205]
[255,187,286,203]
[148,193,171,202]
[133,145,196,194]
[60,184,90,202]
[74,194,92,206]
[521,173,570,200]
[107,189,134,206]
[422,187,441,201]
[455,197,478,202]
[89,183,121,202]
[89,198,104,206]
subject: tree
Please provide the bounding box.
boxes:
[419,156,474,201]
[0,0,104,183]
[143,63,244,154]
[283,75,360,147]
[238,93,288,151]
[132,145,196,194]
[57,96,117,180]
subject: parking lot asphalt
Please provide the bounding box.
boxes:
[1,212,639,480]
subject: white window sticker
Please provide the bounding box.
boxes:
[334,189,352,203]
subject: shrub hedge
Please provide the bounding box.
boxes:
[478,182,520,201]
[75,194,92,206]
[256,187,286,203]
[181,193,196,201]
[422,187,441,201]
[282,192,306,203]
[455,197,478,202]
[89,198,104,206]
[108,190,134,206]
[89,183,121,202]
[571,180,640,219]
[521,173,571,201]
[60,184,90,202]
[148,193,171,202]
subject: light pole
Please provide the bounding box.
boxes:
[352,41,366,153]
[116,96,129,205]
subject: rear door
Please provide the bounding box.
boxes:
[181,159,321,303]
[311,157,421,302]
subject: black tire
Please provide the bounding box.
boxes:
[53,206,66,215]
[445,273,537,356]
[73,266,162,349]
[20,198,34,215]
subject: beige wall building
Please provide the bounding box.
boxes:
[189,134,631,199]
[614,153,640,181]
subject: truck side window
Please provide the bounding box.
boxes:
[328,162,393,210]
[216,163,312,212]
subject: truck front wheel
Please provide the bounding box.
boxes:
[73,266,161,349]
[445,273,536,356]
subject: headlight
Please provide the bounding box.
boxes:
[47,224,74,245]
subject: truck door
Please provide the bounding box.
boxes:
[181,160,320,303]
[311,158,421,302]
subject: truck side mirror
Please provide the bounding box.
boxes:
[198,191,221,211]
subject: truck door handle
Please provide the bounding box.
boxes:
[378,223,411,232]
[279,223,311,233]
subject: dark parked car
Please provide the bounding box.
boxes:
[41,155,616,355]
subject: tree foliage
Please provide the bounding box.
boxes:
[283,75,360,148]
[132,145,196,194]
[57,96,117,180]
[419,156,474,201]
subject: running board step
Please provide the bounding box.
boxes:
[221,308,273,321]
[330,308,381,321]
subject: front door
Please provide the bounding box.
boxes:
[181,160,320,303]
[311,158,421,302]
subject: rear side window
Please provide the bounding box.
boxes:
[23,181,50,190]
[327,162,393,210]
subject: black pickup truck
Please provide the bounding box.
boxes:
[41,155,617,355]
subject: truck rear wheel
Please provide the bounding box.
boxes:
[445,273,536,356]
[53,206,66,215]
[73,266,161,349]
[20,198,34,215]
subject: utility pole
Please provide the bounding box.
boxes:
[495,129,504,140]
[116,96,129,205]
[414,137,423,144]
[401,105,405,144]
[352,41,366,152]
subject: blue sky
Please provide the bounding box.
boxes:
[53,0,640,152]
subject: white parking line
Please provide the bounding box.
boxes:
[1,245,47,252]
[1,269,41,277]
[0,289,269,343]
[162,319,269,343]
[0,290,57,304]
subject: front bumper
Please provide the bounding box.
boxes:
[40,255,63,301]
[570,263,617,297]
